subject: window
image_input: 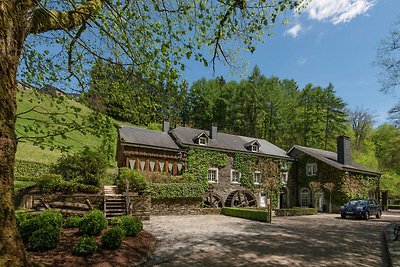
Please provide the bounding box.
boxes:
[208,168,218,183]
[254,171,261,184]
[306,163,317,176]
[199,137,208,145]
[280,172,288,183]
[251,145,259,152]
[280,161,288,170]
[300,188,311,207]
[231,169,241,183]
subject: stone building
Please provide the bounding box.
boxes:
[287,136,380,212]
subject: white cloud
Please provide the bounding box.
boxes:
[303,0,376,24]
[296,57,308,65]
[285,24,302,38]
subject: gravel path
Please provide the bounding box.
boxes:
[142,213,400,267]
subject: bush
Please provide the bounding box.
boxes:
[116,168,148,192]
[52,147,107,187]
[73,236,98,256]
[79,210,108,236]
[389,205,400,210]
[64,216,82,228]
[149,183,205,201]
[222,207,271,222]
[14,160,50,181]
[29,225,61,252]
[101,226,126,249]
[111,216,142,236]
[18,209,63,243]
[15,212,33,230]
[274,207,318,216]
[37,174,99,194]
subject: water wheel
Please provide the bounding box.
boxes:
[225,190,257,207]
[204,191,223,208]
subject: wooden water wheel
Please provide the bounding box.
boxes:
[203,191,223,208]
[225,190,257,207]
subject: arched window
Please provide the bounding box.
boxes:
[300,188,311,207]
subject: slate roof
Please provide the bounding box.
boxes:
[119,126,180,151]
[288,145,380,176]
[170,127,290,159]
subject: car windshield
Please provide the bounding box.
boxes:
[347,200,367,206]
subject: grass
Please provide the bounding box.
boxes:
[15,88,104,163]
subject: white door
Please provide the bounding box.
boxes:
[317,191,324,212]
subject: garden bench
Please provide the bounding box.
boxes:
[395,225,400,241]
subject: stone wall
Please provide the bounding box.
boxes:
[129,192,151,220]
[151,199,205,215]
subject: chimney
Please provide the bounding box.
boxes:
[210,125,217,139]
[162,121,170,133]
[337,136,351,165]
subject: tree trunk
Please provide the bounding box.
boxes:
[0,1,31,266]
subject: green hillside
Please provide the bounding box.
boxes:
[15,87,105,164]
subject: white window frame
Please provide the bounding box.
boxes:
[300,188,311,207]
[207,168,218,183]
[254,171,262,184]
[251,144,259,152]
[306,163,317,176]
[199,137,208,145]
[280,172,288,184]
[231,169,241,184]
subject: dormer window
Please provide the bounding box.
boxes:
[199,137,208,145]
[244,140,261,152]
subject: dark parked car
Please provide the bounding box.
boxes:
[340,199,382,220]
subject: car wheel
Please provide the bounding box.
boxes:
[364,212,369,220]
[341,214,346,219]
[376,210,382,219]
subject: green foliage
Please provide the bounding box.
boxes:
[52,147,107,187]
[79,210,108,236]
[29,225,61,252]
[18,210,62,246]
[14,160,50,181]
[222,207,271,222]
[73,236,98,256]
[146,172,195,183]
[111,216,143,236]
[101,226,126,250]
[64,216,82,228]
[274,207,318,216]
[14,180,36,193]
[116,168,148,192]
[186,147,227,186]
[37,174,99,194]
[233,153,255,190]
[149,183,205,201]
[15,212,33,230]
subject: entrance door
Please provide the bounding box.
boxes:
[317,191,324,212]
[280,187,288,209]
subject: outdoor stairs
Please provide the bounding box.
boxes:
[103,186,127,219]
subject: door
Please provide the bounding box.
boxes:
[317,191,324,212]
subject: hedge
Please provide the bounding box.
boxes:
[389,205,400,210]
[274,207,317,216]
[222,207,271,222]
[14,160,50,181]
[149,183,205,201]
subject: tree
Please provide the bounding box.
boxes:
[376,16,400,93]
[348,106,375,151]
[308,181,321,209]
[323,182,335,214]
[1,1,305,264]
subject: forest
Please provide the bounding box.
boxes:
[86,61,400,201]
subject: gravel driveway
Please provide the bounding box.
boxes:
[142,212,400,267]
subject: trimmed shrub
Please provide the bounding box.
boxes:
[389,205,400,210]
[111,216,143,236]
[15,212,33,230]
[18,209,63,243]
[116,168,148,192]
[79,210,107,236]
[29,225,61,252]
[149,183,204,201]
[52,147,107,187]
[64,216,82,228]
[274,207,318,216]
[73,236,98,256]
[222,207,271,222]
[101,226,126,249]
[37,174,99,194]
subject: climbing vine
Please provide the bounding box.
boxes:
[232,153,255,190]
[186,147,227,187]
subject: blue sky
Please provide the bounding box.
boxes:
[183,0,400,125]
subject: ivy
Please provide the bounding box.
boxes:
[149,183,205,201]
[232,153,255,190]
[14,160,51,181]
[186,147,227,187]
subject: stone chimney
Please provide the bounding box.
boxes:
[210,125,217,139]
[163,121,170,133]
[337,136,351,165]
